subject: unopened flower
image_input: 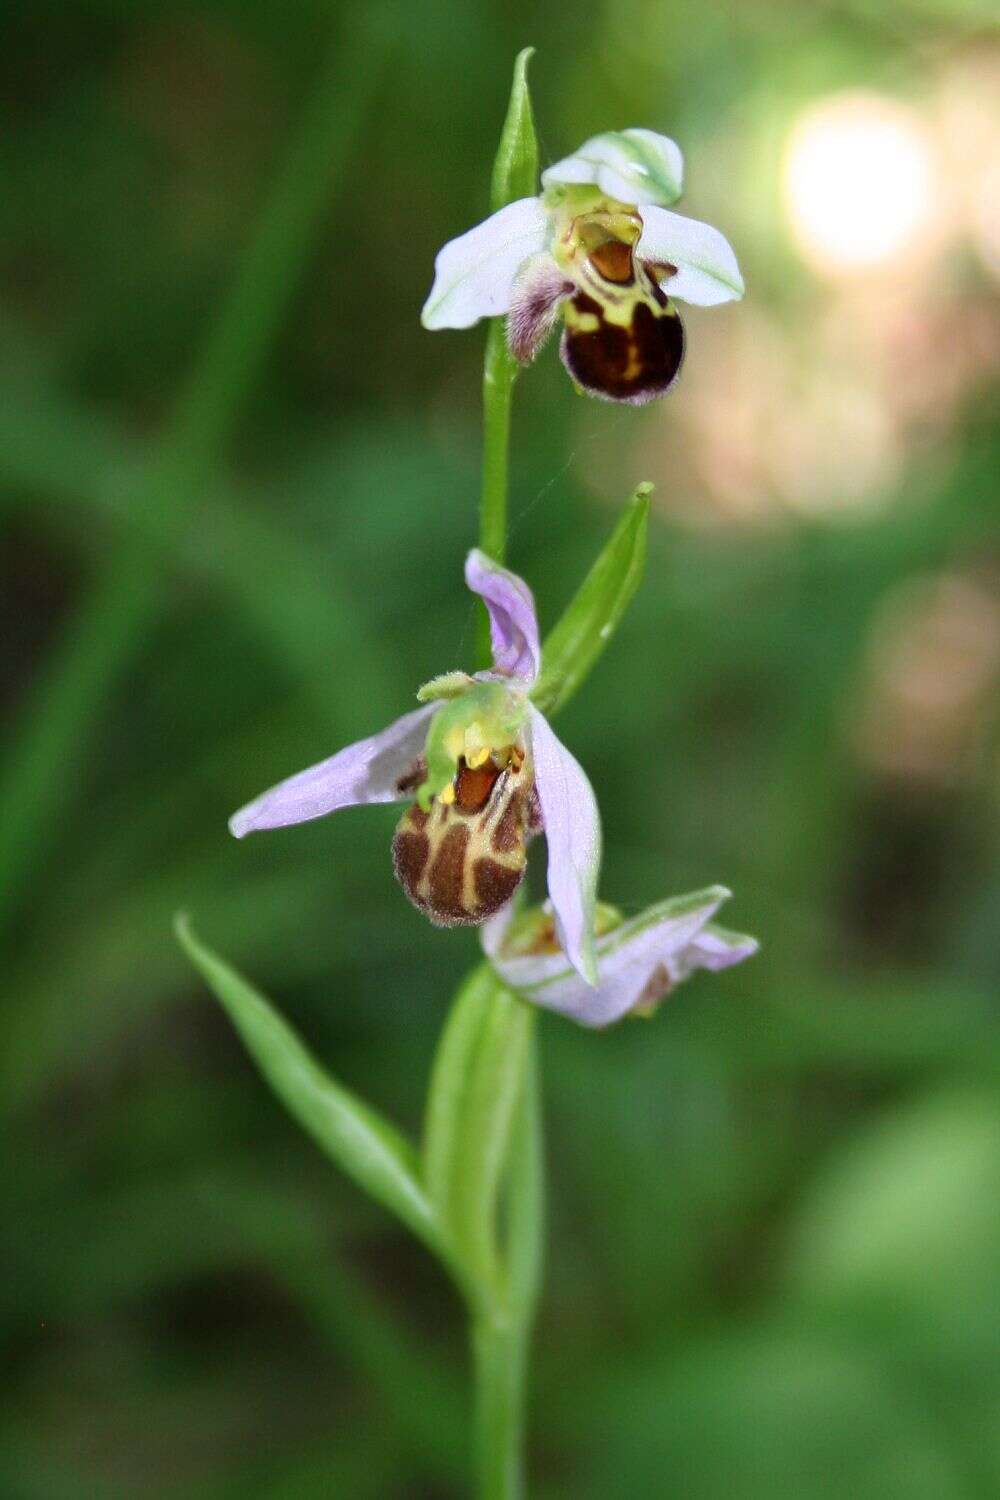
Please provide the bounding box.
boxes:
[230,551,602,982]
[422,129,744,405]
[482,886,757,1028]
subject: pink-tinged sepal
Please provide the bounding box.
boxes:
[506,253,574,364]
[465,549,542,683]
[229,704,436,837]
[482,885,758,1028]
[527,705,601,984]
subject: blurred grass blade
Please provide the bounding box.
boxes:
[0,26,389,937]
[490,46,538,213]
[423,963,533,1304]
[175,915,442,1258]
[531,483,651,718]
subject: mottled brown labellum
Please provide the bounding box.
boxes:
[391,757,533,927]
[560,279,685,406]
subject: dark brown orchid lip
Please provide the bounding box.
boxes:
[560,271,685,406]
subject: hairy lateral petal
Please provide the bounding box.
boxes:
[507,253,573,363]
[229,705,435,837]
[465,549,542,682]
[483,887,752,1027]
[637,204,744,305]
[421,197,551,330]
[542,129,684,207]
[528,706,601,984]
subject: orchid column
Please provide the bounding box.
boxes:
[178,47,755,1500]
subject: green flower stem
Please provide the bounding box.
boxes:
[469,49,544,1493]
[472,1310,530,1500]
[476,319,518,664]
[472,1022,543,1500]
[478,319,519,568]
[0,24,388,936]
[475,46,537,670]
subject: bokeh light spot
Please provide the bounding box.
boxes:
[783,93,935,275]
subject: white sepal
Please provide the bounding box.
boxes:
[637,204,744,305]
[542,129,684,207]
[421,197,551,330]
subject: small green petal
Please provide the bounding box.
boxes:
[416,671,475,703]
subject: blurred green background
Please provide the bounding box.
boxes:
[3,1,999,1496]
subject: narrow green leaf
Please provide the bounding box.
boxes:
[531,483,651,718]
[175,916,442,1259]
[490,47,539,213]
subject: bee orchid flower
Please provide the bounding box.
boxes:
[422,128,744,405]
[230,550,602,983]
[482,885,758,1028]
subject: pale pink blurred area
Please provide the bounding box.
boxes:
[852,570,1000,787]
[583,50,1000,531]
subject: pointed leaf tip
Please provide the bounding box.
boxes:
[491,48,540,212]
[530,482,651,718]
[174,915,443,1259]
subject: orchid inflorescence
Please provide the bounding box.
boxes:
[229,101,755,1026]
[183,53,758,1499]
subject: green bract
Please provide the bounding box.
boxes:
[490,47,539,214]
[531,484,650,717]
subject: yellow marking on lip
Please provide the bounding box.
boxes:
[602,300,638,328]
[564,304,600,333]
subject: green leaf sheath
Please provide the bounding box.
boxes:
[424,966,535,1309]
[175,917,443,1262]
[504,1032,544,1327]
[424,967,540,1498]
[423,966,499,1219]
[478,48,539,666]
[531,483,651,718]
